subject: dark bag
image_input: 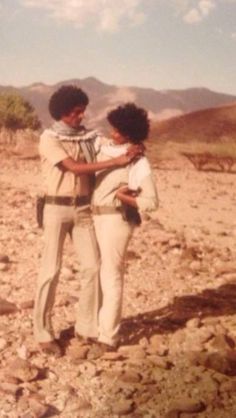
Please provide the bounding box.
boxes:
[122,204,142,226]
[36,195,45,228]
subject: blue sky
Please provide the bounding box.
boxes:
[0,0,236,94]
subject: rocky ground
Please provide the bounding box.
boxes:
[1,149,236,418]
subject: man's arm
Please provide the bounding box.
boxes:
[58,154,132,175]
[58,143,144,174]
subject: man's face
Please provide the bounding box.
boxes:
[62,105,87,129]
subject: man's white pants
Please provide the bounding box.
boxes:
[34,204,100,343]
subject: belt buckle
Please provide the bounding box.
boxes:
[73,196,82,206]
[72,196,77,206]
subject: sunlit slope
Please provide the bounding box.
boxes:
[150,103,236,144]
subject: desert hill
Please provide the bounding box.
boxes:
[150,102,236,144]
[1,77,236,128]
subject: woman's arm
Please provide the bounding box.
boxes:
[116,174,158,212]
[116,187,138,208]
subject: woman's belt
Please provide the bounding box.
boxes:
[91,205,141,225]
[45,195,90,206]
[91,205,122,215]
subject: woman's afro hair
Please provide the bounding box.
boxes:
[107,102,150,143]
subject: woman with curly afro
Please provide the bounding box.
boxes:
[91,103,159,350]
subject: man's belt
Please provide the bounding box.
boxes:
[45,195,90,207]
[91,205,122,215]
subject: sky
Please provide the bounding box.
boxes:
[0,0,236,94]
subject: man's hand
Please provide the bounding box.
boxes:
[126,143,145,159]
[113,154,134,166]
[113,143,145,167]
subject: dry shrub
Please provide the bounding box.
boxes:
[0,128,40,158]
[146,139,236,172]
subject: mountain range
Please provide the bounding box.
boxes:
[0,77,236,130]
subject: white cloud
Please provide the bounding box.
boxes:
[183,8,202,23]
[149,108,184,121]
[20,0,147,32]
[89,87,137,125]
[199,0,216,16]
[17,0,236,30]
[108,87,137,103]
[182,0,216,24]
[172,0,217,24]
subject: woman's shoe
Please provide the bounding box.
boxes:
[39,340,63,357]
[96,342,117,353]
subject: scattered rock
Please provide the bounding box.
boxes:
[77,362,98,378]
[165,411,179,418]
[111,399,135,415]
[120,370,142,383]
[168,398,205,415]
[0,382,22,396]
[209,333,235,351]
[0,338,8,351]
[0,299,18,315]
[63,395,92,415]
[148,334,168,356]
[28,397,50,418]
[0,255,10,263]
[0,263,9,271]
[118,345,146,359]
[186,318,201,329]
[16,345,30,360]
[20,300,34,309]
[102,351,125,361]
[6,358,40,382]
[148,355,172,370]
[67,344,89,362]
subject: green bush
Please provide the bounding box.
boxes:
[0,94,41,131]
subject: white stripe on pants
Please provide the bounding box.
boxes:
[93,213,133,346]
[34,204,100,343]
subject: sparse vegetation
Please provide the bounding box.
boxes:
[175,141,236,158]
[181,152,236,172]
[0,93,41,131]
[146,140,236,172]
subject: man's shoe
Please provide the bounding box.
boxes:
[39,340,63,357]
[74,333,97,345]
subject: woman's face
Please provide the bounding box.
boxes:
[111,128,128,145]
